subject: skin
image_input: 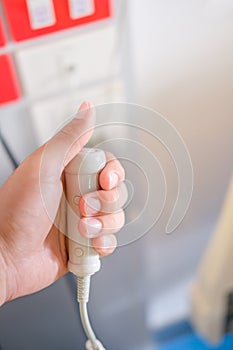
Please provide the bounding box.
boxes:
[0,101,127,306]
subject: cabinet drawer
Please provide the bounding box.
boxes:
[16,25,118,96]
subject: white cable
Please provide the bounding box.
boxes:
[79,302,98,348]
[77,276,105,350]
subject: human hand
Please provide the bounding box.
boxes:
[0,102,127,306]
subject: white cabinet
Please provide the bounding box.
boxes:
[29,79,124,144]
[16,25,118,97]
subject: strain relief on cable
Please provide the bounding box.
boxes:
[77,276,91,303]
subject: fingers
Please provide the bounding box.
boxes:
[39,101,96,181]
[78,210,125,238]
[79,182,128,216]
[99,152,125,190]
[79,152,126,257]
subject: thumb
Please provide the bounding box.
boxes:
[40,101,96,181]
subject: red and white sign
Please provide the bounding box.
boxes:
[68,0,95,19]
[26,0,56,30]
[0,17,6,47]
[3,0,111,42]
[0,55,21,105]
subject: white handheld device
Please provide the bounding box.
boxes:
[64,148,106,350]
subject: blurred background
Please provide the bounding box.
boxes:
[0,0,233,349]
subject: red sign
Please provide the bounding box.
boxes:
[3,0,111,42]
[0,17,6,47]
[0,55,21,105]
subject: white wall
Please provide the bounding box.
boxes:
[128,0,233,289]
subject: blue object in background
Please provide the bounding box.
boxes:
[157,334,233,350]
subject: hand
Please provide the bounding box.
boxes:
[0,102,127,306]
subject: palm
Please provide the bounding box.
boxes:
[15,226,67,297]
[0,147,67,300]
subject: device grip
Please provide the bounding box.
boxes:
[64,148,106,277]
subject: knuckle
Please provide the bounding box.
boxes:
[115,160,125,179]
[59,125,74,137]
[58,119,81,139]
[105,151,115,162]
[110,210,125,230]
[119,210,125,227]
[109,188,120,203]
[121,166,126,180]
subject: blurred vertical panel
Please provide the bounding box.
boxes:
[0,55,21,105]
[0,16,6,47]
[0,140,14,186]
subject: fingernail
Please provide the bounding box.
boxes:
[85,197,101,216]
[109,172,118,188]
[75,101,91,119]
[81,218,102,237]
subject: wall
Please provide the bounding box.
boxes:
[128,0,233,336]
